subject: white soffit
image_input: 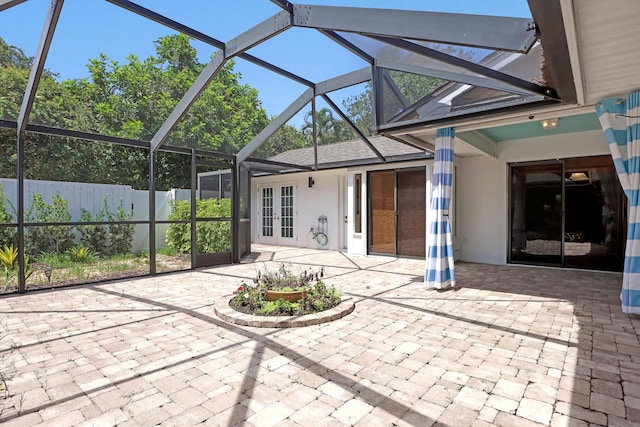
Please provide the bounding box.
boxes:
[574,0,640,103]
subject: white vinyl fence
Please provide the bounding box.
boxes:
[0,179,190,252]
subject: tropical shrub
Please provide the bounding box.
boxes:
[166,198,231,254]
[0,245,32,290]
[67,246,96,263]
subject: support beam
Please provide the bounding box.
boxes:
[149,150,156,274]
[385,134,436,154]
[107,0,313,87]
[318,30,374,64]
[370,36,558,99]
[0,0,27,12]
[245,157,313,171]
[293,5,537,53]
[17,0,63,133]
[311,97,318,170]
[242,52,313,87]
[456,130,497,158]
[381,68,410,109]
[377,59,536,97]
[106,0,224,48]
[315,67,371,96]
[321,94,386,162]
[530,0,579,104]
[150,10,300,151]
[237,88,314,163]
[270,0,293,13]
[150,52,226,151]
[26,123,149,148]
[225,10,291,57]
[16,133,25,293]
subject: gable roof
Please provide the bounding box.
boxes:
[266,135,430,168]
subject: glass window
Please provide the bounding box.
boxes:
[354,173,362,233]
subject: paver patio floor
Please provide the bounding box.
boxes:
[1,244,639,426]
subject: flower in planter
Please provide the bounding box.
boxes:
[229,264,339,316]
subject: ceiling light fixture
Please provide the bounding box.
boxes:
[569,172,589,182]
[540,118,559,130]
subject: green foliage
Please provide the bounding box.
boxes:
[0,184,16,248]
[20,192,134,258]
[0,245,32,290]
[230,265,339,316]
[107,200,135,255]
[301,107,355,144]
[0,34,269,188]
[25,193,74,256]
[36,251,72,268]
[0,37,32,69]
[67,246,96,263]
[254,124,310,158]
[0,245,17,270]
[166,198,231,254]
[256,299,298,315]
[78,202,108,255]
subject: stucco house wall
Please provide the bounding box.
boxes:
[457,129,610,265]
[251,169,346,251]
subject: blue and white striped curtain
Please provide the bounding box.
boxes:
[596,90,640,314]
[425,127,456,289]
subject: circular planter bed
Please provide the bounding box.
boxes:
[214,264,354,327]
[215,295,355,328]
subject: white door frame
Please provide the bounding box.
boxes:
[257,182,297,245]
[339,175,348,250]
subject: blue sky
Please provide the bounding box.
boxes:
[0,0,532,125]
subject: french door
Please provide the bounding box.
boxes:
[258,183,296,245]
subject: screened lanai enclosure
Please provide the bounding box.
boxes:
[0,0,566,293]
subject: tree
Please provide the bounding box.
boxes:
[85,34,270,154]
[0,34,272,189]
[301,107,355,144]
[254,123,309,159]
[341,43,476,131]
[342,88,374,137]
[0,37,32,69]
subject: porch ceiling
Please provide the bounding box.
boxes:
[389,1,640,158]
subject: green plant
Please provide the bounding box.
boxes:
[166,198,231,254]
[25,193,74,255]
[36,251,72,268]
[230,264,339,316]
[107,199,135,255]
[67,246,96,263]
[0,184,16,248]
[0,245,32,290]
[256,299,299,315]
[0,245,17,270]
[78,199,108,255]
[156,246,178,256]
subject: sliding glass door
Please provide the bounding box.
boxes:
[510,162,563,265]
[510,156,625,271]
[369,168,426,257]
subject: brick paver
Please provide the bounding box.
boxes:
[0,244,637,426]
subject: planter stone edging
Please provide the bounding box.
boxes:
[214,295,355,328]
